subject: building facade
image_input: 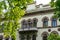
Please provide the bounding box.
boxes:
[0,1,60,40]
[18,2,60,40]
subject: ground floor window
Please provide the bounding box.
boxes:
[5,37,9,40]
[27,35,31,40]
[42,32,48,40]
[43,35,47,40]
[0,38,2,40]
[20,35,25,40]
[32,35,36,40]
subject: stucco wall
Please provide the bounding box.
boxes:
[36,27,60,40]
[20,12,60,28]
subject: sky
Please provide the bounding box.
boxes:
[0,0,51,5]
[36,0,51,5]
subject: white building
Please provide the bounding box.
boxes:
[18,2,60,40]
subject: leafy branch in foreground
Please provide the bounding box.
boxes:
[50,0,60,20]
[0,0,33,40]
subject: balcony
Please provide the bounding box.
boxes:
[19,27,38,32]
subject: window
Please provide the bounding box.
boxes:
[21,20,27,28]
[0,35,3,40]
[20,35,25,40]
[27,35,31,40]
[43,18,48,27]
[51,31,58,34]
[6,38,9,40]
[32,35,36,40]
[28,19,32,28]
[42,32,48,40]
[43,35,47,40]
[33,18,38,27]
[52,18,57,27]
[0,38,2,40]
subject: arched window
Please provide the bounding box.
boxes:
[33,18,38,27]
[20,35,25,40]
[21,19,27,28]
[42,32,48,40]
[27,35,31,40]
[42,17,49,27]
[51,31,58,34]
[32,35,36,40]
[51,18,57,27]
[27,19,32,28]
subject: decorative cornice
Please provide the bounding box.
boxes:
[24,9,55,17]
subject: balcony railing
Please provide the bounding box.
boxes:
[19,27,38,32]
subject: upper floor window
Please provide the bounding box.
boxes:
[28,19,32,28]
[21,18,38,28]
[33,18,38,27]
[21,20,27,28]
[42,17,49,27]
[51,18,57,27]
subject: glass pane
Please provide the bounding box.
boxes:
[43,21,48,27]
[52,19,57,27]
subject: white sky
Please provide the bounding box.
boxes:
[0,0,51,5]
[36,0,51,5]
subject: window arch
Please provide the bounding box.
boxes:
[51,31,58,34]
[33,18,38,27]
[51,17,57,27]
[42,17,49,27]
[41,31,48,40]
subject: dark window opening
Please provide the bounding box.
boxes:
[20,35,25,40]
[27,35,31,40]
[21,20,27,29]
[43,35,47,40]
[32,35,36,40]
[28,19,32,28]
[6,38,9,40]
[0,38,2,40]
[33,18,38,27]
[43,19,48,27]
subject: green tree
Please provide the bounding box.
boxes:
[48,33,60,40]
[50,0,60,20]
[0,0,33,40]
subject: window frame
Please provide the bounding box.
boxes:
[51,18,57,27]
[42,17,49,27]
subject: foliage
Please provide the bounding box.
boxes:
[0,0,33,40]
[50,0,60,21]
[48,33,60,40]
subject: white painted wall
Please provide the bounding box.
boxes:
[36,27,60,40]
[20,12,60,28]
